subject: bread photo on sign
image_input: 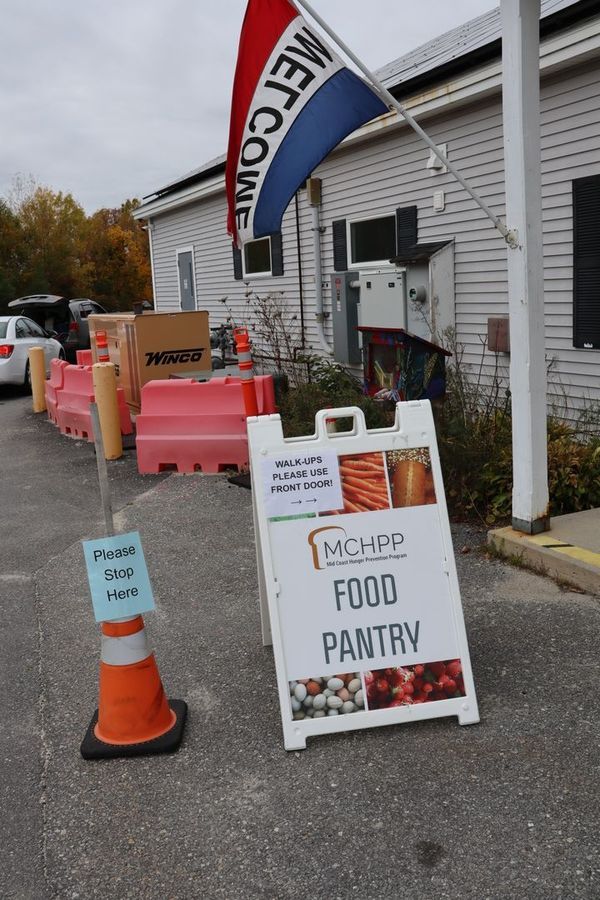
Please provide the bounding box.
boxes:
[386,449,436,509]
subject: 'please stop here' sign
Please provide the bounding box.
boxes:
[82,530,155,622]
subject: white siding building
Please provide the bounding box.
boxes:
[134,0,600,421]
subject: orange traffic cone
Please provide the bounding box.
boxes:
[81,615,187,759]
[94,330,110,363]
[233,327,259,417]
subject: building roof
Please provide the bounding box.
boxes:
[376,0,584,94]
[143,0,593,203]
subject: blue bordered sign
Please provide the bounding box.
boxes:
[82,531,155,622]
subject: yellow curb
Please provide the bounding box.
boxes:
[524,534,600,569]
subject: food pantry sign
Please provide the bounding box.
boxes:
[248,404,479,751]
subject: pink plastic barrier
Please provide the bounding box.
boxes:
[54,364,133,441]
[136,375,276,474]
[44,358,70,426]
[76,349,93,366]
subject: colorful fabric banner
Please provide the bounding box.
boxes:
[226,0,388,246]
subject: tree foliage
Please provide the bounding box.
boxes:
[0,179,152,314]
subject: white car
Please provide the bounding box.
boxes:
[0,315,65,387]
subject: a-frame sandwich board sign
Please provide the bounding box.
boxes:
[247,401,479,751]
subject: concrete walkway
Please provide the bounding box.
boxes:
[489,507,600,596]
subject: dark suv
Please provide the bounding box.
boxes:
[7,295,107,360]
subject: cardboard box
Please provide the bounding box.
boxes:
[89,311,211,411]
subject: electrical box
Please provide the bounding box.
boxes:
[488,316,510,353]
[331,271,360,365]
[357,269,406,330]
[405,262,430,341]
[306,177,322,206]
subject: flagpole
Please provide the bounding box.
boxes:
[294,0,516,247]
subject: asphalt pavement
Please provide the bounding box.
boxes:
[1,386,599,900]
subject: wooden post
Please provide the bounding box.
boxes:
[501,0,549,534]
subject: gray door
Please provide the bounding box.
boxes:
[177,251,196,311]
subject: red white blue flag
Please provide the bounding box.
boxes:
[226,0,388,246]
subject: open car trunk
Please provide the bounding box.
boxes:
[7,295,71,342]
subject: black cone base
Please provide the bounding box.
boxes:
[80,699,187,760]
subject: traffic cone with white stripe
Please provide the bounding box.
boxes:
[233,326,259,417]
[81,615,187,759]
[94,330,110,363]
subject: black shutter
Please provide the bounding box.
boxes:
[232,244,243,281]
[332,219,348,271]
[271,232,284,276]
[396,206,418,254]
[573,174,600,349]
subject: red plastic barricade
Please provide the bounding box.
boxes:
[54,364,133,441]
[45,358,70,426]
[136,375,276,474]
[76,349,93,366]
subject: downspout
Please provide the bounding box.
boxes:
[307,178,334,355]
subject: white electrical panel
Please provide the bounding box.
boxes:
[357,269,407,330]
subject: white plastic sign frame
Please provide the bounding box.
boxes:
[248,401,479,751]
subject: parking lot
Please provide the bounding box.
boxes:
[1,387,599,900]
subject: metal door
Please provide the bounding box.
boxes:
[177,250,196,311]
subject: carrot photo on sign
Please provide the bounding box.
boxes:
[386,448,436,508]
[330,451,391,515]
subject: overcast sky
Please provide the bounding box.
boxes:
[0,0,497,213]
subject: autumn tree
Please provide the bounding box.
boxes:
[79,200,152,311]
[0,178,152,312]
[0,200,24,311]
[13,185,87,298]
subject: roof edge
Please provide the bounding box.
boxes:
[141,0,596,204]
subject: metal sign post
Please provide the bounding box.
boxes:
[90,402,115,537]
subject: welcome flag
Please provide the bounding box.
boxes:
[226,0,388,247]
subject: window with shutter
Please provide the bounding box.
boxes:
[396,206,418,254]
[332,219,348,271]
[232,234,284,279]
[573,174,600,349]
[232,245,243,281]
[340,207,418,269]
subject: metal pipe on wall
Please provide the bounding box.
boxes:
[294,193,306,349]
[310,196,334,356]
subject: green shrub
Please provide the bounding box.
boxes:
[278,338,600,524]
[279,356,388,437]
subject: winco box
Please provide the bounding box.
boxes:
[88,310,211,411]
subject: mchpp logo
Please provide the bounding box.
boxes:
[308,525,404,571]
[144,348,205,366]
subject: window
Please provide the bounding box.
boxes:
[232,233,284,280]
[244,237,272,276]
[349,215,397,266]
[25,319,46,337]
[334,208,418,271]
[573,174,600,349]
[15,319,30,338]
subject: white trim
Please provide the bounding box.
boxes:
[144,222,156,306]
[242,236,273,279]
[347,212,397,269]
[176,245,197,311]
[132,16,600,222]
[134,172,225,219]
